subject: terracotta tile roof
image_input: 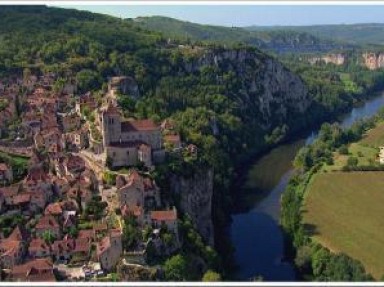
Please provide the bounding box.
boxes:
[28,238,50,254]
[13,193,31,205]
[11,258,55,282]
[44,202,63,216]
[8,226,30,242]
[121,119,159,132]
[0,239,21,257]
[151,209,177,222]
[35,215,59,230]
[121,204,143,218]
[72,238,90,253]
[0,163,9,171]
[51,239,74,254]
[78,230,95,241]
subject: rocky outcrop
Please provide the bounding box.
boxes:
[308,53,346,66]
[362,52,384,70]
[180,48,310,129]
[108,76,140,99]
[171,168,214,246]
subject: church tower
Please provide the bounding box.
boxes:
[101,104,121,147]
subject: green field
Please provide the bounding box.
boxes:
[303,171,384,279]
[305,122,384,279]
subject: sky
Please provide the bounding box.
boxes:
[57,5,384,27]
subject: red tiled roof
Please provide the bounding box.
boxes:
[8,226,29,242]
[0,239,21,257]
[78,230,95,241]
[121,204,143,218]
[11,258,55,282]
[0,163,9,171]
[151,209,177,222]
[28,238,50,253]
[51,239,74,253]
[72,238,90,253]
[13,193,31,205]
[36,215,59,230]
[44,203,63,216]
[121,119,159,132]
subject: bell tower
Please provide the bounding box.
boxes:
[102,104,121,147]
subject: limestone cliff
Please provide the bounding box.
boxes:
[170,168,214,246]
[180,48,310,129]
[362,52,384,70]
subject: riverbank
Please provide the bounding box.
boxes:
[303,120,384,280]
[229,91,384,281]
[281,105,384,281]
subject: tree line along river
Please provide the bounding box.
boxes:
[230,92,384,281]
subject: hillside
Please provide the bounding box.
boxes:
[2,6,384,281]
[132,16,344,53]
[247,23,384,46]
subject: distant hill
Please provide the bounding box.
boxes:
[132,16,346,53]
[246,23,384,46]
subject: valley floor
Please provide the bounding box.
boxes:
[303,122,384,279]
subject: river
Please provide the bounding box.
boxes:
[230,92,384,281]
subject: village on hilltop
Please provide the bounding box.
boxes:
[0,73,197,281]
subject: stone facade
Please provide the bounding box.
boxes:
[100,105,162,168]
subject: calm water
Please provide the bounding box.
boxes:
[230,93,384,281]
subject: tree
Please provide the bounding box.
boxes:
[347,156,358,167]
[76,69,101,93]
[295,245,312,273]
[202,270,221,281]
[339,145,349,155]
[41,230,56,244]
[164,254,189,281]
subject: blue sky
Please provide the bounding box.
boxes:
[57,5,384,27]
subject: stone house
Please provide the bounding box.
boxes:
[117,170,160,209]
[150,207,179,237]
[100,104,163,168]
[97,229,123,271]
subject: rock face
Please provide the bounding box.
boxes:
[171,169,214,246]
[308,53,346,66]
[108,76,140,99]
[181,48,310,129]
[362,52,384,70]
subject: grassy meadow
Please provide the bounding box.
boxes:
[304,122,384,279]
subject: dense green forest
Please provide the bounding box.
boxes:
[2,6,384,280]
[132,16,345,53]
[248,23,384,46]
